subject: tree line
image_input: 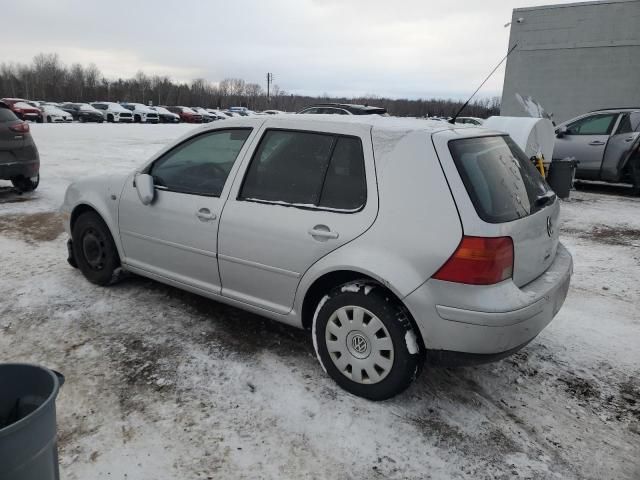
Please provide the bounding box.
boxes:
[0,53,500,118]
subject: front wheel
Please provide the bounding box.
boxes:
[11,174,39,192]
[72,212,121,286]
[629,157,640,196]
[313,282,423,400]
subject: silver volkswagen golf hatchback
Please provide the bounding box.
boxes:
[61,115,573,400]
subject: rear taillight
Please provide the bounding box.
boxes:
[9,122,30,133]
[433,236,514,285]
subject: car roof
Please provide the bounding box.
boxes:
[198,113,479,135]
[304,103,386,113]
[589,107,640,113]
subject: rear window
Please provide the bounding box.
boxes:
[449,135,552,223]
[0,107,17,122]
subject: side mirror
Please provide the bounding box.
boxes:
[556,126,568,138]
[135,173,155,205]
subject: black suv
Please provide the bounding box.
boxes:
[298,103,387,115]
[0,102,40,191]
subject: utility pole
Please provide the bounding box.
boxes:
[266,72,273,103]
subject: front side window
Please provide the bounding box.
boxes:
[150,129,251,196]
[239,130,366,211]
[566,114,617,135]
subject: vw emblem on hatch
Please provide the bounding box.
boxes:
[351,334,368,354]
[546,216,554,237]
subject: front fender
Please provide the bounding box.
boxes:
[61,173,129,260]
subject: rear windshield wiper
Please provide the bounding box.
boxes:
[534,191,556,209]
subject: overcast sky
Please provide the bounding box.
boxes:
[3,0,587,100]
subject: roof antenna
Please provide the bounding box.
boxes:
[449,43,518,124]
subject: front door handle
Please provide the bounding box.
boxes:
[588,140,605,146]
[196,208,217,222]
[624,137,635,142]
[308,225,339,241]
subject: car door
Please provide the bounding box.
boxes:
[217,120,377,314]
[118,127,255,293]
[601,112,640,182]
[554,113,619,179]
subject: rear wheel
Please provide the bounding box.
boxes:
[107,114,114,123]
[72,212,120,286]
[11,174,39,192]
[313,282,423,400]
[629,157,640,196]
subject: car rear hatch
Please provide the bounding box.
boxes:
[433,130,559,287]
[0,107,24,155]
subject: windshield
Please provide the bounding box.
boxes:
[78,104,95,111]
[14,102,33,109]
[448,135,552,223]
[154,107,170,114]
[183,107,196,114]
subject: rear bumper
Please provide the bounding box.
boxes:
[0,147,39,180]
[404,243,573,357]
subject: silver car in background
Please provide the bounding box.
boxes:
[554,108,640,192]
[61,115,572,400]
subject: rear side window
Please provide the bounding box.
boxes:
[0,107,17,122]
[615,113,640,134]
[449,136,551,223]
[240,130,366,211]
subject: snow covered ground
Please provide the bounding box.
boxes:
[1,124,639,479]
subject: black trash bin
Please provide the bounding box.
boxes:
[547,157,578,199]
[0,364,64,480]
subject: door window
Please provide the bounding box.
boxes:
[615,113,640,134]
[239,130,366,211]
[566,114,617,135]
[150,129,251,196]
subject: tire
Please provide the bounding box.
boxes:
[107,114,114,123]
[79,116,85,123]
[312,281,423,400]
[71,212,121,286]
[134,115,141,123]
[11,174,39,192]
[47,116,52,123]
[629,157,640,196]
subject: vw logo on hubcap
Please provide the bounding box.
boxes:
[351,334,368,354]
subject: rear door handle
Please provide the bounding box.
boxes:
[588,141,605,146]
[308,225,339,240]
[196,208,217,222]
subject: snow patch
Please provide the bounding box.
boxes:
[341,283,361,293]
[405,330,419,355]
[311,295,330,374]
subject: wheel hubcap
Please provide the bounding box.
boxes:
[325,306,394,384]
[82,229,105,270]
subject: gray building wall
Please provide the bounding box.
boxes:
[501,0,640,124]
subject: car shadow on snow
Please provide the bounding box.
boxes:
[0,185,36,204]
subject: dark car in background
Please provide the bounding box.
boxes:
[59,103,105,123]
[1,98,43,123]
[163,106,202,123]
[150,106,180,123]
[298,103,388,115]
[554,108,640,193]
[0,102,40,191]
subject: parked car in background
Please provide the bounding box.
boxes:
[0,101,40,191]
[150,106,180,123]
[59,103,105,123]
[298,103,387,115]
[61,115,571,400]
[206,109,231,120]
[164,106,202,123]
[191,107,215,122]
[120,103,160,124]
[42,104,73,123]
[1,98,43,122]
[455,117,484,126]
[554,108,640,192]
[263,110,285,115]
[91,102,134,123]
